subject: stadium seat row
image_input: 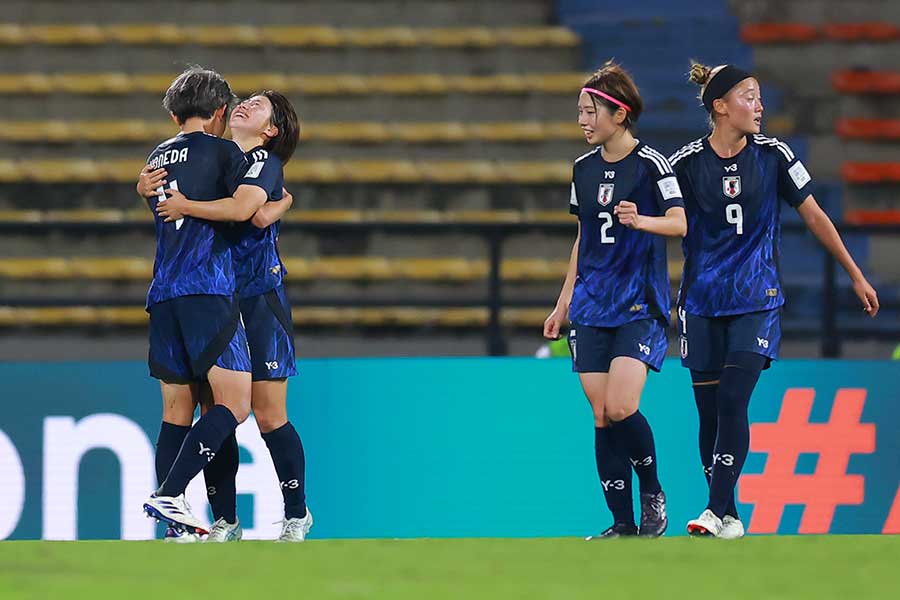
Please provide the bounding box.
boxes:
[0,24,579,48]
[844,209,900,225]
[832,71,900,94]
[0,306,552,328]
[0,208,577,225]
[741,22,900,44]
[0,120,581,144]
[836,119,900,140]
[841,163,900,184]
[0,159,572,183]
[0,72,585,95]
[0,256,682,283]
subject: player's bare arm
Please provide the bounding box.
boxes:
[156,184,268,223]
[614,202,686,237]
[250,187,294,229]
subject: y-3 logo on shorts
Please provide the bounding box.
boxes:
[198,442,215,462]
[265,361,279,370]
[757,337,769,349]
[601,479,625,491]
[638,343,650,356]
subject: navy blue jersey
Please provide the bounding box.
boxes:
[145,132,249,307]
[568,142,685,327]
[670,134,813,317]
[228,147,287,299]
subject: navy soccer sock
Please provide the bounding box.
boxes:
[262,422,307,519]
[610,410,662,495]
[155,422,190,486]
[691,371,739,519]
[203,432,239,523]
[158,404,239,498]
[708,352,766,518]
[594,426,635,526]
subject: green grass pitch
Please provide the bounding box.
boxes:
[1,535,897,599]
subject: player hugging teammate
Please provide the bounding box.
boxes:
[138,68,311,542]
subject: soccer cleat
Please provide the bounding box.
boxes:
[585,522,638,540]
[639,491,668,538]
[277,510,313,542]
[164,526,200,544]
[687,509,723,537]
[720,515,745,540]
[206,518,243,543]
[143,493,209,536]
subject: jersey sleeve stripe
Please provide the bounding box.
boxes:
[570,182,578,206]
[642,147,675,174]
[753,134,795,161]
[574,147,600,164]
[638,148,671,175]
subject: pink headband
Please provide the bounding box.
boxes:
[581,87,632,112]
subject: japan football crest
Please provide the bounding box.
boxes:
[722,176,741,199]
[597,183,615,206]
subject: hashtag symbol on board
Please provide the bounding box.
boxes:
[738,388,875,534]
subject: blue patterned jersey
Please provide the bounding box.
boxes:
[568,142,685,327]
[670,134,813,317]
[145,132,249,307]
[228,147,287,299]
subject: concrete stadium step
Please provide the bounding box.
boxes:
[0,44,579,76]
[7,1,555,27]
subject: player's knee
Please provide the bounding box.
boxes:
[254,407,287,433]
[605,402,637,423]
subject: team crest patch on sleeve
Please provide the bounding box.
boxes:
[722,176,741,198]
[788,161,811,189]
[245,161,264,179]
[597,183,614,206]
[657,176,682,200]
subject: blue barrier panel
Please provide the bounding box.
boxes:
[0,359,897,539]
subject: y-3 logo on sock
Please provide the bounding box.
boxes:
[198,442,216,462]
[630,456,654,467]
[281,479,301,490]
[601,479,625,491]
[713,453,735,466]
[207,486,217,496]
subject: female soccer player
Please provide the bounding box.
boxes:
[672,63,879,538]
[544,61,687,539]
[140,91,311,542]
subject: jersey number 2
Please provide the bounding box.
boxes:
[599,212,615,244]
[156,179,184,231]
[726,203,743,235]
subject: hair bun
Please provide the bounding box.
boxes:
[689,62,713,86]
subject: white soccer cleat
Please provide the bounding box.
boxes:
[143,493,209,536]
[720,515,745,540]
[277,510,313,542]
[206,518,243,543]
[687,509,723,537]
[164,526,200,544]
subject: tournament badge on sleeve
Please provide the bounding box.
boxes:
[597,183,615,206]
[722,176,741,199]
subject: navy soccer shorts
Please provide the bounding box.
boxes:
[240,285,297,381]
[568,318,668,373]
[148,294,251,383]
[677,307,782,371]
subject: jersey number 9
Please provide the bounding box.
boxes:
[726,203,743,235]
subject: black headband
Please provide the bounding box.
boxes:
[701,66,753,112]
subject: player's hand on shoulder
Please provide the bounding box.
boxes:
[614,200,641,229]
[137,165,167,198]
[156,189,187,222]
[543,306,568,340]
[853,277,880,318]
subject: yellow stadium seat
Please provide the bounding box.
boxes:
[311,257,394,280]
[0,209,42,223]
[502,259,567,281]
[338,160,420,183]
[471,122,545,142]
[446,210,521,223]
[287,74,368,95]
[343,27,418,47]
[310,122,391,143]
[543,122,583,140]
[495,161,570,184]
[54,73,133,94]
[393,258,483,281]
[392,122,467,143]
[69,257,152,279]
[0,24,26,45]
[451,75,526,94]
[526,210,573,224]
[108,24,185,45]
[423,27,498,47]
[0,258,70,279]
[417,160,496,183]
[43,209,124,222]
[527,73,585,93]
[497,27,580,47]
[502,308,547,327]
[130,74,178,94]
[369,210,443,223]
[260,26,342,47]
[369,74,449,95]
[281,210,365,223]
[27,25,105,45]
[185,25,262,47]
[437,308,487,327]
[0,74,53,94]
[279,258,313,280]
[225,74,289,94]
